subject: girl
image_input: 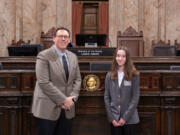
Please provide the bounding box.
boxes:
[104,46,140,135]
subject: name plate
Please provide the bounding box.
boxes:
[68,47,116,56]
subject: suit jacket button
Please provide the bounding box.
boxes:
[118,105,121,109]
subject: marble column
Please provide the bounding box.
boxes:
[0,0,16,56]
[109,0,139,47]
[109,0,118,47]
[57,0,72,37]
[41,0,56,33]
[22,0,41,43]
[16,0,23,41]
[166,0,180,43]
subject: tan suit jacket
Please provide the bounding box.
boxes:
[32,46,81,120]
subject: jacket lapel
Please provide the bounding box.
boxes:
[113,79,119,91]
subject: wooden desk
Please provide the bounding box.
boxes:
[0,67,180,135]
[1,56,180,70]
[1,57,180,135]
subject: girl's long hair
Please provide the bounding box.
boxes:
[110,46,139,81]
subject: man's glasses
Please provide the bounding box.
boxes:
[56,35,69,39]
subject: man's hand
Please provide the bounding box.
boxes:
[61,96,76,110]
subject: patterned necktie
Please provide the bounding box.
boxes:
[62,55,69,81]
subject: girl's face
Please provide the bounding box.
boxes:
[116,49,126,67]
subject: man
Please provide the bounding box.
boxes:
[32,27,81,135]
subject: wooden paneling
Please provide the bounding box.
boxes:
[76,95,105,115]
[21,73,36,91]
[2,57,180,70]
[0,95,21,135]
[22,96,37,135]
[72,114,110,135]
[140,73,161,91]
[0,73,20,91]
[137,110,160,135]
[0,57,180,135]
[0,108,21,135]
[138,96,161,135]
[161,97,180,135]
[82,3,98,34]
[162,74,180,91]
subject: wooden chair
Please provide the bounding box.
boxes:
[175,40,180,47]
[41,27,56,49]
[152,40,170,46]
[117,26,144,56]
[175,40,180,56]
[153,45,177,56]
[10,39,30,46]
[151,40,170,54]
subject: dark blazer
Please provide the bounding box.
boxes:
[32,46,81,120]
[104,72,140,124]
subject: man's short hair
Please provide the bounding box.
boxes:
[53,27,70,37]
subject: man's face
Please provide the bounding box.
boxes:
[53,30,70,51]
